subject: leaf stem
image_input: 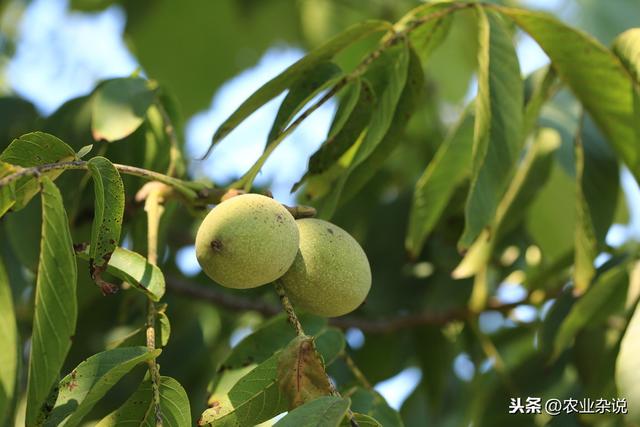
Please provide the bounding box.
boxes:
[154,98,183,178]
[144,184,166,426]
[468,319,517,395]
[341,352,372,389]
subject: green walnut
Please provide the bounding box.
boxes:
[195,193,299,289]
[280,218,371,317]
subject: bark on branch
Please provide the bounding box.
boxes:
[165,275,528,334]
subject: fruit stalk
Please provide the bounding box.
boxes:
[274,280,305,336]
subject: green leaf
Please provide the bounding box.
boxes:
[44,347,161,427]
[200,353,286,426]
[526,154,577,262]
[314,327,345,366]
[0,132,77,211]
[553,263,629,360]
[76,145,93,159]
[574,115,620,293]
[405,110,474,258]
[76,246,165,302]
[158,311,171,347]
[274,396,350,427]
[523,66,558,135]
[306,79,374,177]
[96,376,191,427]
[347,387,403,427]
[204,20,391,157]
[237,62,343,189]
[5,195,42,271]
[498,7,640,182]
[106,326,145,350]
[351,40,409,169]
[0,256,18,425]
[87,157,125,286]
[453,127,561,279]
[25,177,78,427]
[347,387,402,427]
[277,336,333,409]
[460,7,524,248]
[341,413,382,427]
[340,44,427,205]
[540,288,576,355]
[414,326,453,410]
[0,97,40,149]
[574,327,618,400]
[0,132,75,167]
[269,62,342,143]
[296,81,366,199]
[267,61,342,146]
[613,28,640,83]
[0,161,19,218]
[315,40,411,219]
[91,77,156,142]
[218,313,326,371]
[400,2,455,66]
[616,301,640,422]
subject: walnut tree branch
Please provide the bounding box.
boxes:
[165,275,529,334]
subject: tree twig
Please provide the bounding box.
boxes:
[143,183,167,426]
[165,275,529,333]
[0,160,199,199]
[166,275,281,315]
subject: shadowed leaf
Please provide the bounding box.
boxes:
[274,396,350,427]
[0,132,77,211]
[406,110,474,258]
[87,157,125,291]
[616,292,640,421]
[200,353,286,426]
[45,347,161,427]
[25,177,78,427]
[460,8,524,248]
[96,375,191,427]
[0,256,18,425]
[498,7,640,182]
[91,77,156,142]
[204,20,391,158]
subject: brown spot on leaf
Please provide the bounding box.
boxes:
[73,242,88,252]
[66,370,78,391]
[209,400,224,415]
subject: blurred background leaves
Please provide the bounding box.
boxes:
[1,0,640,426]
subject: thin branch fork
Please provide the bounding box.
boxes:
[165,275,528,334]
